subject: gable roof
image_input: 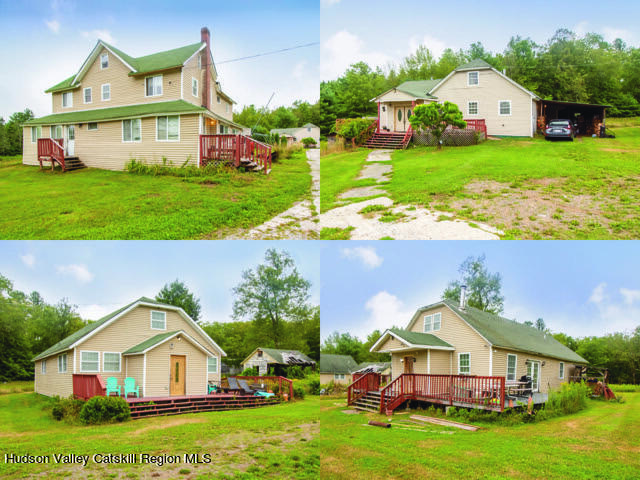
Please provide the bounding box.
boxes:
[243,348,315,366]
[319,354,358,374]
[370,328,454,353]
[354,362,391,374]
[302,123,318,128]
[396,79,441,98]
[122,330,214,356]
[454,58,493,71]
[406,300,587,364]
[33,297,226,361]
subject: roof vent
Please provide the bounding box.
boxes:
[460,285,467,310]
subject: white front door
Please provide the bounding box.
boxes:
[527,361,540,392]
[66,126,75,156]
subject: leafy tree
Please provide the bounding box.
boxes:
[336,118,374,145]
[442,254,504,313]
[409,102,466,150]
[155,279,202,322]
[321,331,363,363]
[4,109,34,155]
[535,318,547,331]
[232,249,312,348]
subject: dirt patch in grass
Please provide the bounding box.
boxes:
[132,417,208,435]
[600,148,640,153]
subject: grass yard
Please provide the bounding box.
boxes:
[0,152,310,239]
[0,391,319,479]
[319,149,373,212]
[319,393,640,479]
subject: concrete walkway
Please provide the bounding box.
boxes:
[320,149,501,240]
[225,149,319,239]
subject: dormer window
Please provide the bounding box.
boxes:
[423,312,441,332]
[150,310,166,330]
[101,53,109,69]
[62,92,73,108]
[468,71,479,86]
[145,75,163,97]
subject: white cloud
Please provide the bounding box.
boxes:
[77,304,111,320]
[340,246,383,269]
[620,288,640,305]
[321,30,392,80]
[20,254,36,268]
[45,19,60,34]
[588,282,607,304]
[408,34,448,60]
[292,60,307,80]
[81,29,115,44]
[357,291,413,339]
[56,264,94,283]
[602,27,636,45]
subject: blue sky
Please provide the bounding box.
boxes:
[0,241,320,324]
[320,241,640,341]
[0,0,319,119]
[321,0,640,79]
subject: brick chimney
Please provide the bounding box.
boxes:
[201,27,210,110]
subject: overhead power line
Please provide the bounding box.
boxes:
[217,42,319,65]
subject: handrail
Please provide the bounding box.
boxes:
[200,134,272,174]
[37,138,65,171]
[401,125,413,148]
[230,375,293,400]
[347,372,380,405]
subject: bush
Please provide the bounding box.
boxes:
[285,365,305,379]
[545,382,590,416]
[293,384,305,399]
[301,137,316,147]
[79,396,131,425]
[320,381,347,396]
[126,158,234,178]
[241,367,258,377]
[336,118,375,145]
[50,396,85,422]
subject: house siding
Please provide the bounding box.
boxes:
[33,352,75,398]
[378,336,407,351]
[429,349,452,374]
[182,51,202,107]
[432,69,535,137]
[125,354,144,393]
[320,373,352,385]
[145,339,207,397]
[390,350,428,380]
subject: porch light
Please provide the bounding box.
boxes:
[177,335,182,341]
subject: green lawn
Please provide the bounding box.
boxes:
[0,153,310,239]
[320,118,640,239]
[319,149,372,212]
[0,392,319,479]
[319,393,640,479]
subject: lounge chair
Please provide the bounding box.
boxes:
[105,377,121,397]
[255,390,275,398]
[124,377,140,398]
[227,377,242,393]
[237,379,255,395]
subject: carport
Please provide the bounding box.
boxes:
[537,100,609,136]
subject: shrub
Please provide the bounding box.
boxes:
[320,381,347,396]
[79,396,131,425]
[285,365,305,379]
[126,158,234,178]
[545,382,590,416]
[293,384,305,399]
[241,367,258,376]
[301,137,316,147]
[307,378,320,395]
[336,118,375,146]
[50,396,85,422]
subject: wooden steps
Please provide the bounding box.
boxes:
[64,156,86,171]
[365,132,408,149]
[352,390,389,413]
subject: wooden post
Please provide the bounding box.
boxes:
[377,102,381,133]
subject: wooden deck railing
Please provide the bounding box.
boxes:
[401,125,413,148]
[347,372,381,405]
[199,134,272,174]
[37,138,65,171]
[380,374,505,414]
[72,373,106,400]
[224,375,293,400]
[463,119,487,138]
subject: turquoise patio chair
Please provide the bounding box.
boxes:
[106,377,121,396]
[124,377,140,398]
[208,383,218,394]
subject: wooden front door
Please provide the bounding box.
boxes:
[403,356,414,374]
[394,106,413,132]
[170,355,186,395]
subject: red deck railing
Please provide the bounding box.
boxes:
[380,374,505,414]
[463,119,487,138]
[199,134,272,174]
[37,138,65,171]
[401,125,413,148]
[225,375,293,400]
[72,373,106,400]
[347,372,381,405]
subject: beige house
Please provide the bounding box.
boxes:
[370,296,587,395]
[33,297,225,398]
[270,123,320,145]
[319,354,359,385]
[241,348,316,376]
[23,27,249,171]
[372,59,539,137]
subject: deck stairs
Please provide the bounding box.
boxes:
[63,156,86,171]
[352,390,388,413]
[365,132,407,149]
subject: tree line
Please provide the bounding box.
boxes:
[233,100,320,136]
[0,249,319,382]
[0,109,34,156]
[320,28,640,133]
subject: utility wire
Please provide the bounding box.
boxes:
[217,42,318,65]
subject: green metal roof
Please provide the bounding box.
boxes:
[44,75,79,94]
[32,296,168,361]
[302,123,318,128]
[23,100,206,125]
[319,354,359,374]
[389,328,454,348]
[395,79,442,98]
[257,348,315,365]
[455,58,493,71]
[122,331,180,355]
[440,300,588,363]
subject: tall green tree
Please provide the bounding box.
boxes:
[409,102,466,150]
[156,279,202,322]
[442,255,504,313]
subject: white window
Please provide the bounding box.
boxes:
[100,52,109,69]
[62,92,73,108]
[458,353,470,375]
[506,354,517,381]
[145,75,163,97]
[334,374,345,380]
[103,352,121,373]
[468,71,479,86]
[41,360,46,374]
[192,77,198,97]
[150,310,166,330]
[58,354,67,373]
[225,104,229,113]
[101,84,110,101]
[87,122,98,131]
[307,127,311,132]
[80,351,99,372]
[423,312,441,332]
[216,95,221,104]
[31,126,42,143]
[559,362,565,380]
[51,125,62,139]
[499,100,512,116]
[156,116,180,141]
[84,87,92,104]
[207,356,218,374]
[468,101,478,115]
[122,118,141,142]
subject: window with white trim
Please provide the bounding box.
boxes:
[468,71,479,86]
[216,95,221,104]
[559,362,565,379]
[506,354,517,381]
[62,92,73,108]
[103,352,121,372]
[145,75,163,96]
[80,351,99,372]
[122,118,141,142]
[192,77,198,97]
[51,125,62,139]
[157,116,179,141]
[100,52,109,69]
[334,374,345,380]
[31,126,42,143]
[423,312,441,332]
[499,100,512,116]
[101,83,110,101]
[150,310,166,330]
[84,87,92,104]
[41,359,46,374]
[468,101,478,115]
[458,353,470,375]
[58,353,67,373]
[87,122,98,131]
[207,356,218,374]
